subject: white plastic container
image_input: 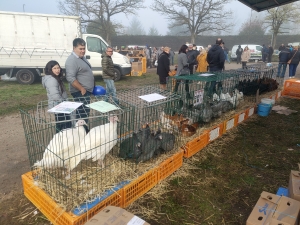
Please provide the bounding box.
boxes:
[261,98,275,105]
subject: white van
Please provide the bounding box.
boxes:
[231,44,263,61]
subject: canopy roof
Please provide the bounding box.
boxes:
[238,0,298,11]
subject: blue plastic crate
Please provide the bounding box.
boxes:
[276,187,289,197]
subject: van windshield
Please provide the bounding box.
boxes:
[87,37,107,53]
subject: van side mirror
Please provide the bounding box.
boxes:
[86,55,90,59]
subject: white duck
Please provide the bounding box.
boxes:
[34,120,88,169]
[67,115,119,174]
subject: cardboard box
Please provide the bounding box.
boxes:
[246,191,300,225]
[288,170,300,201]
[85,206,150,225]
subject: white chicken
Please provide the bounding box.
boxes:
[67,115,119,174]
[213,93,220,102]
[34,120,88,169]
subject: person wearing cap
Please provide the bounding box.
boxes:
[206,38,225,72]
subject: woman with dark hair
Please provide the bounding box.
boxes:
[43,60,72,132]
[176,45,189,76]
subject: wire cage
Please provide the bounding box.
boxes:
[116,85,189,162]
[167,72,241,124]
[232,63,281,102]
[20,95,138,213]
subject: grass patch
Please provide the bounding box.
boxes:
[0,72,158,116]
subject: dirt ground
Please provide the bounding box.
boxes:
[0,62,299,224]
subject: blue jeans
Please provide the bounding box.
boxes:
[289,64,298,77]
[277,63,287,78]
[104,79,118,104]
[71,91,91,123]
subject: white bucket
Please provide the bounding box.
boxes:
[261,98,275,105]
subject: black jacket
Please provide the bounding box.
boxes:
[288,50,300,65]
[187,49,199,65]
[278,48,290,63]
[157,52,170,77]
[236,47,243,56]
[207,44,225,70]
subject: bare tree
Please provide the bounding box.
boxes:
[151,0,232,43]
[239,17,265,36]
[264,3,300,48]
[58,0,144,44]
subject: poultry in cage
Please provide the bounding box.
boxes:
[34,120,88,169]
[66,115,119,178]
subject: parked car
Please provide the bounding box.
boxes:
[231,44,263,61]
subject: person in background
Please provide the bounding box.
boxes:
[207,38,225,72]
[151,47,157,67]
[145,46,151,68]
[236,45,243,64]
[187,44,198,74]
[43,60,72,132]
[156,46,171,90]
[193,44,200,55]
[268,45,274,63]
[288,46,300,78]
[156,46,164,59]
[277,45,290,78]
[241,46,251,69]
[176,44,189,76]
[169,48,175,66]
[174,44,190,97]
[196,48,208,72]
[223,44,230,64]
[102,46,119,103]
[65,38,94,123]
[278,44,285,51]
[262,44,269,63]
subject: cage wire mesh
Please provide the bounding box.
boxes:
[20,95,141,212]
[233,63,281,102]
[116,84,188,163]
[167,72,241,124]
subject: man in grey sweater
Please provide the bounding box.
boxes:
[66,38,94,122]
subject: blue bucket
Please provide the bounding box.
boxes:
[257,103,271,116]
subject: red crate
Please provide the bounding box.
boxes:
[158,150,184,181]
[208,124,224,143]
[22,172,123,225]
[183,131,208,158]
[123,168,158,208]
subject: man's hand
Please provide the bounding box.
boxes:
[80,87,87,95]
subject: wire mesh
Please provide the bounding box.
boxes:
[20,95,136,212]
[117,85,185,163]
[167,72,240,124]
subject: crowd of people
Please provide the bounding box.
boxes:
[155,38,238,89]
[276,43,300,78]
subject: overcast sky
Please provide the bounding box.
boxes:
[0,0,258,35]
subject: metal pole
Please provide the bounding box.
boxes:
[23,4,25,12]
